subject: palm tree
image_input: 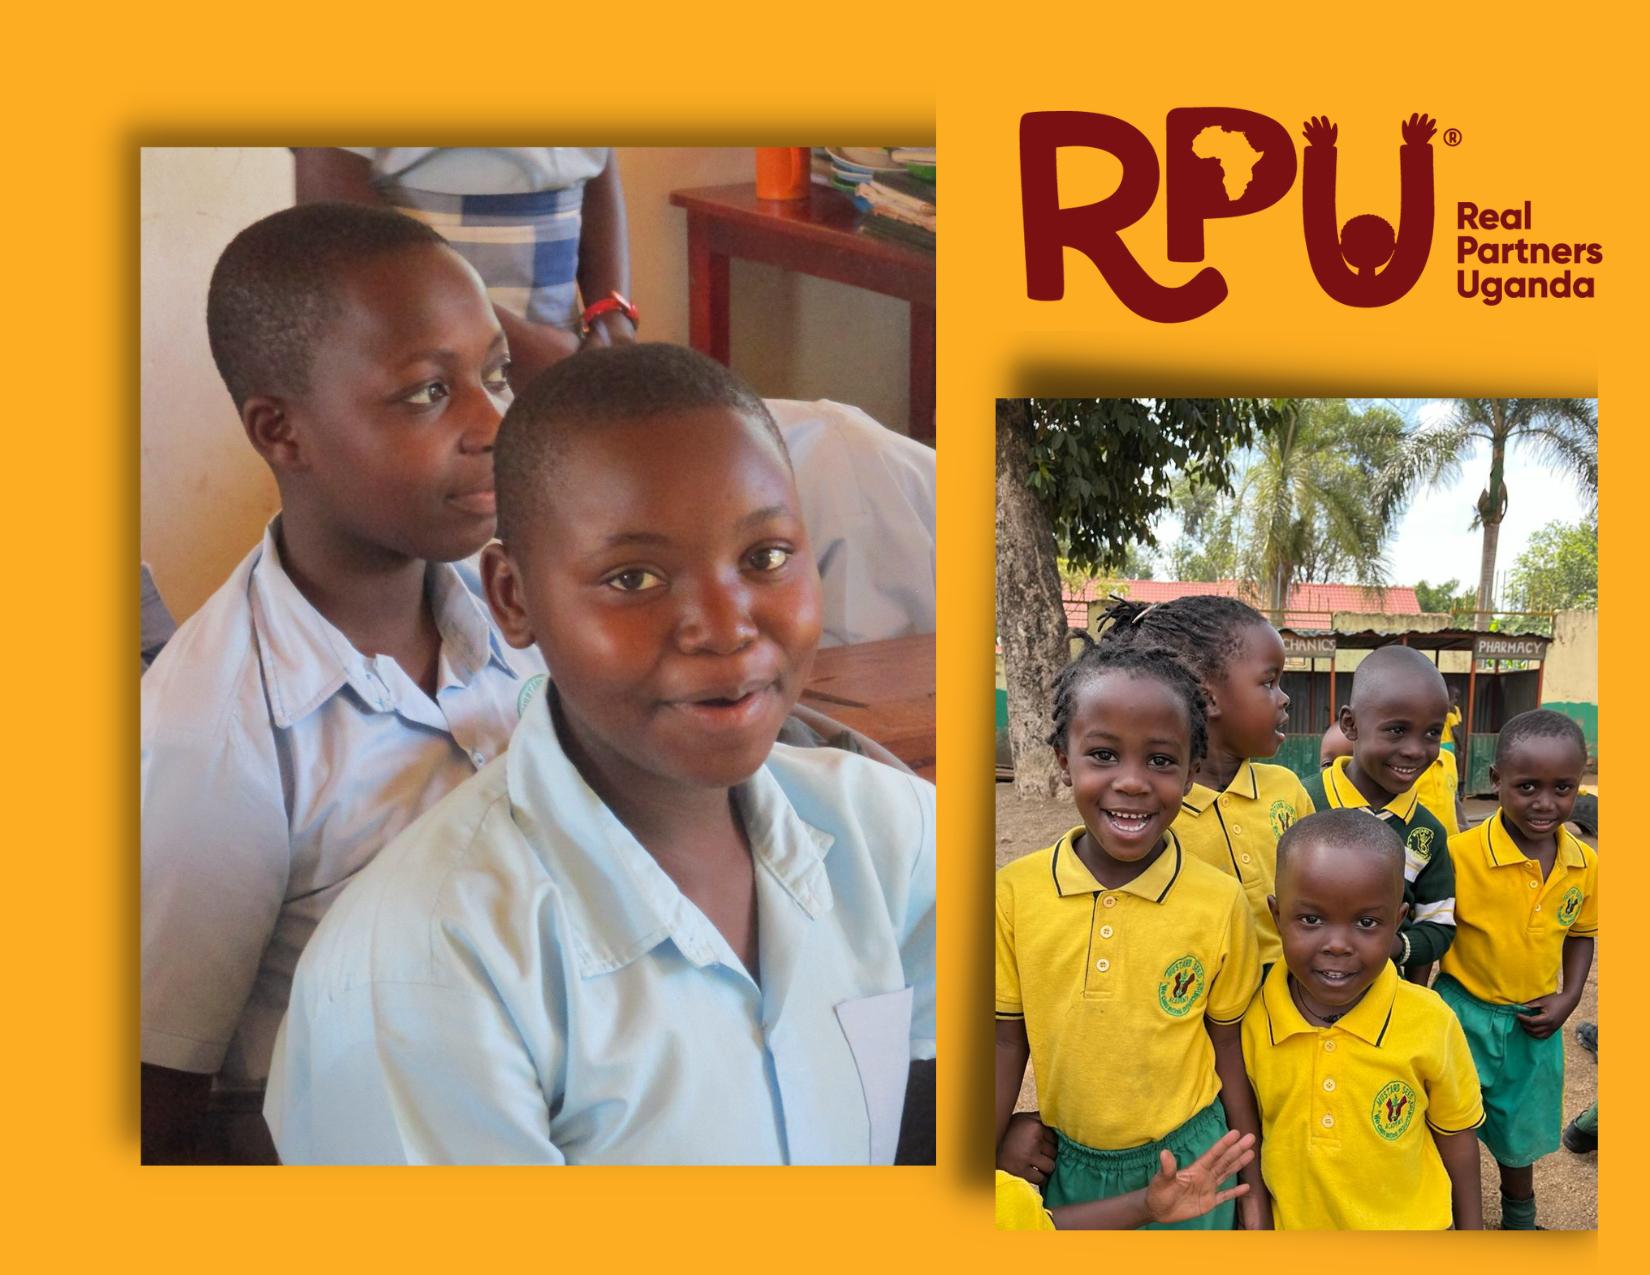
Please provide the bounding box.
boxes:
[1230,399,1407,614]
[1382,400,1597,624]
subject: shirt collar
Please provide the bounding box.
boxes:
[1260,958,1401,1048]
[1181,760,1259,817]
[1482,808,1589,870]
[1050,827,1185,901]
[248,519,514,727]
[1324,754,1420,821]
[505,687,836,979]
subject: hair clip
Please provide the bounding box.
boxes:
[1131,602,1159,625]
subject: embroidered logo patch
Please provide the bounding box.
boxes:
[517,673,548,716]
[1269,799,1295,839]
[1158,955,1206,1017]
[1371,1080,1418,1140]
[1558,886,1584,927]
[1406,825,1435,862]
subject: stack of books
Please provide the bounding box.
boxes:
[817,147,936,252]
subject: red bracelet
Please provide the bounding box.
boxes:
[580,291,639,336]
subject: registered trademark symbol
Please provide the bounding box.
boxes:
[1443,128,1462,146]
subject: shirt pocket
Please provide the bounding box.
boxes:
[835,987,913,1165]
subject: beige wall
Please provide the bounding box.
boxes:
[140,146,911,622]
[1544,609,1599,704]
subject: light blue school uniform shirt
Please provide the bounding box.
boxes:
[265,685,936,1165]
[141,519,543,1092]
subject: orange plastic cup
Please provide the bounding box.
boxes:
[754,147,811,201]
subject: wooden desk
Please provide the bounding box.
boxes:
[801,634,936,780]
[668,183,936,441]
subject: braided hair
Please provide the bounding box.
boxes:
[1093,595,1269,689]
[1047,631,1209,766]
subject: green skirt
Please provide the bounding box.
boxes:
[1045,1100,1234,1230]
[1436,973,1564,1167]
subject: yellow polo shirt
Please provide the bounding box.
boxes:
[1440,810,1599,1005]
[1174,761,1315,969]
[1242,962,1484,1230]
[1441,707,1462,752]
[1412,751,1461,836]
[996,828,1261,1151]
[994,1171,1056,1230]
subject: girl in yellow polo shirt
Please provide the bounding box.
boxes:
[1436,710,1598,1230]
[1094,596,1314,975]
[996,640,1267,1228]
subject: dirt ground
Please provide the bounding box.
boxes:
[994,787,1599,1231]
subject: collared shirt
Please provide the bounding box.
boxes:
[1242,962,1484,1230]
[1174,761,1315,968]
[768,398,936,647]
[1302,756,1457,966]
[265,691,936,1165]
[995,829,1260,1150]
[1413,750,1461,835]
[141,521,541,1090]
[1441,810,1599,1004]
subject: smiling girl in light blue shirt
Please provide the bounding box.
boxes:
[266,345,935,1165]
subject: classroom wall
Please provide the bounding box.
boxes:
[140,146,911,623]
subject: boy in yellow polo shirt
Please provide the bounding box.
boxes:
[1326,718,1462,836]
[1436,710,1598,1229]
[1244,809,1484,1229]
[1301,646,1456,976]
[1095,597,1314,975]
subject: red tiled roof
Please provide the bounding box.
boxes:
[1065,578,1422,622]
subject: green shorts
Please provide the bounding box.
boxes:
[1435,973,1563,1167]
[1045,1100,1234,1230]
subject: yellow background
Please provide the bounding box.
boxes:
[10,2,1634,1269]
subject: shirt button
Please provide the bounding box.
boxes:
[1321,1114,1335,1129]
[1233,825,1244,836]
[1220,796,1230,806]
[471,750,487,766]
[1323,1040,1336,1053]
[1096,959,1111,972]
[1240,853,1252,864]
[1100,925,1114,939]
[1102,896,1117,908]
[1529,880,1540,889]
[1323,1078,1336,1092]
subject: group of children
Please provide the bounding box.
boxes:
[141,201,936,1164]
[995,595,1597,1229]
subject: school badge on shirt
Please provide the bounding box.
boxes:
[1406,826,1435,861]
[1158,955,1206,1017]
[517,673,548,716]
[1268,799,1295,839]
[1371,1080,1418,1140]
[1558,886,1584,927]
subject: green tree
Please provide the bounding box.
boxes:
[1165,476,1240,582]
[1382,399,1597,625]
[1236,400,1407,612]
[997,398,1278,797]
[1163,400,1406,610]
[1505,519,1597,612]
[1413,578,1477,623]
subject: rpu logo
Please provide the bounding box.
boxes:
[1020,109,1437,322]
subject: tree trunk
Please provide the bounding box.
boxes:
[996,400,1069,799]
[1475,516,1502,622]
[1474,419,1509,626]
